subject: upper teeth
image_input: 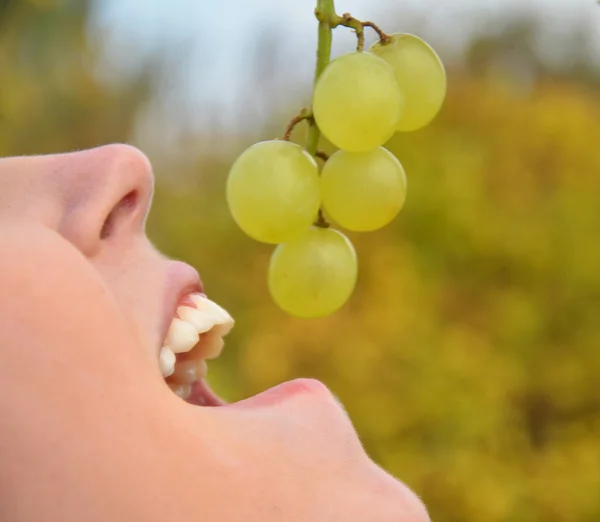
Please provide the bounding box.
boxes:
[160,294,234,377]
[166,318,200,354]
[190,294,233,336]
[176,306,215,333]
[159,346,176,378]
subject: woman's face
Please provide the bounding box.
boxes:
[0,144,428,522]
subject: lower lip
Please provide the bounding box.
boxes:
[225,378,331,409]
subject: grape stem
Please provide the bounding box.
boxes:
[309,0,337,228]
[315,150,330,161]
[314,209,330,228]
[333,13,391,51]
[282,108,313,141]
[308,0,336,157]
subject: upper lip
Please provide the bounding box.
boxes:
[159,261,204,351]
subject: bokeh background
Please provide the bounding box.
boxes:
[1,0,599,520]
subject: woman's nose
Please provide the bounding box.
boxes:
[56,143,155,256]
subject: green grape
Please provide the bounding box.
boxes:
[312,51,403,152]
[369,33,446,132]
[320,147,406,232]
[226,140,321,244]
[268,227,358,318]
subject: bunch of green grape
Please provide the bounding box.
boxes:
[226,26,446,318]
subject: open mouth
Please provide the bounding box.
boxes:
[159,293,233,407]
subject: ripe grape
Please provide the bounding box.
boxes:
[369,33,446,132]
[268,227,358,318]
[320,147,406,232]
[226,140,321,244]
[312,51,403,152]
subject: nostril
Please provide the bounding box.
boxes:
[99,190,138,240]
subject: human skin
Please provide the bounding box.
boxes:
[0,144,429,522]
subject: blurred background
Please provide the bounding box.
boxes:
[1,0,599,520]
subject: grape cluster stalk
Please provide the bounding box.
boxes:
[226,0,447,318]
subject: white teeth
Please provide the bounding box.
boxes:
[168,383,192,400]
[166,318,200,354]
[177,306,215,334]
[200,332,225,360]
[159,347,176,378]
[191,295,234,327]
[160,295,232,376]
[213,321,233,337]
[170,358,208,385]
